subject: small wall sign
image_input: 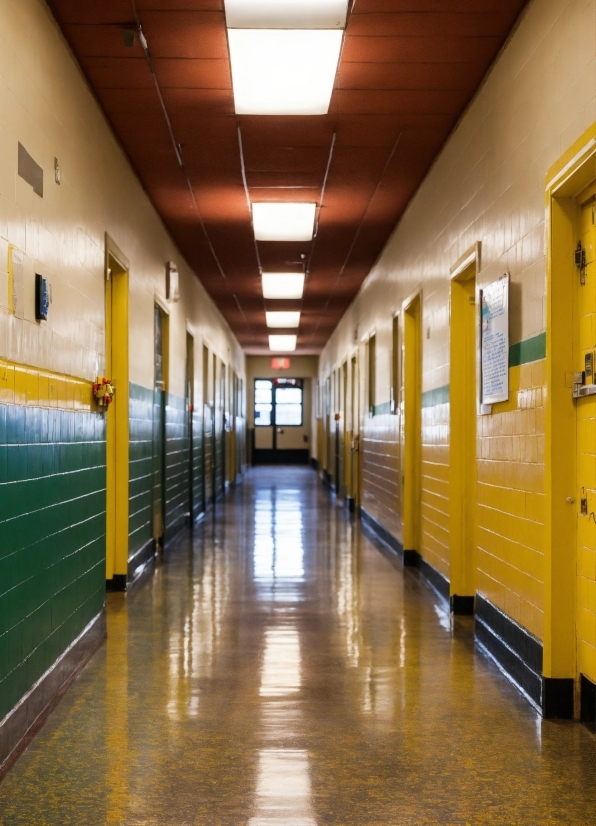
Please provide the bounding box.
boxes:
[481,273,509,405]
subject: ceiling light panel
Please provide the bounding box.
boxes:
[262,273,305,299]
[253,202,316,242]
[269,335,297,352]
[228,29,343,116]
[224,0,347,29]
[266,311,301,328]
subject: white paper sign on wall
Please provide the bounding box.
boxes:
[481,273,509,405]
[8,246,25,319]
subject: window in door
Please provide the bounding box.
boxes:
[254,378,303,427]
[255,379,273,426]
[275,380,303,426]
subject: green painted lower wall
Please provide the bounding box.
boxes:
[129,383,154,559]
[0,403,106,722]
[191,408,204,520]
[164,393,191,541]
[129,384,203,551]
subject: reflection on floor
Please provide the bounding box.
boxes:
[2,466,596,824]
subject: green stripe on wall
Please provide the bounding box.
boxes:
[372,401,392,416]
[419,333,546,409]
[422,385,450,408]
[508,332,546,368]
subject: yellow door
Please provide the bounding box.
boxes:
[449,265,477,613]
[403,294,421,555]
[350,353,361,507]
[105,249,129,587]
[342,361,349,495]
[576,198,596,689]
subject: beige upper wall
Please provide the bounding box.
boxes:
[0,0,244,397]
[319,0,595,401]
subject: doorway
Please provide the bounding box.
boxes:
[186,331,195,523]
[253,377,309,465]
[575,192,596,713]
[334,369,340,492]
[220,361,227,493]
[341,361,348,496]
[349,353,361,508]
[202,344,213,508]
[403,293,422,560]
[449,260,477,614]
[152,304,168,549]
[105,243,129,589]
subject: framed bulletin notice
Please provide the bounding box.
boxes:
[480,273,509,405]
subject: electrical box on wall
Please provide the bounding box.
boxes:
[166,261,180,302]
[35,273,49,320]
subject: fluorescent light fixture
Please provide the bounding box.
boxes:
[262,272,305,299]
[224,0,347,29]
[252,202,316,242]
[269,335,297,352]
[228,29,343,115]
[266,311,300,328]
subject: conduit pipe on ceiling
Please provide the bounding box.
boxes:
[130,0,253,335]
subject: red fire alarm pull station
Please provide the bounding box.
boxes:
[271,357,290,369]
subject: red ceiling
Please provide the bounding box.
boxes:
[48,0,527,354]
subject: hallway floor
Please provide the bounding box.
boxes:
[2,467,596,825]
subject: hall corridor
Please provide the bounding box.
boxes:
[0,467,595,824]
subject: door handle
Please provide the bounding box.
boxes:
[277,428,285,434]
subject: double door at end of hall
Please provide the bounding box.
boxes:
[253,377,309,465]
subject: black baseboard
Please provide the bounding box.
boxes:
[361,508,403,558]
[581,674,596,726]
[164,513,191,545]
[417,554,450,602]
[0,611,106,772]
[475,594,573,718]
[322,469,331,488]
[402,549,418,566]
[543,677,574,719]
[400,547,450,602]
[253,449,310,466]
[475,593,542,707]
[106,574,127,592]
[128,538,157,581]
[309,457,318,471]
[450,595,475,615]
[346,496,356,513]
[360,510,450,602]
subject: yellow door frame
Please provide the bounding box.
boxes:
[545,125,596,694]
[105,234,129,585]
[342,360,349,494]
[350,351,361,506]
[448,246,479,612]
[402,290,422,555]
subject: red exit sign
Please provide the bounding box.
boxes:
[271,357,291,369]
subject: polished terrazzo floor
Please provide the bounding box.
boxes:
[2,467,596,825]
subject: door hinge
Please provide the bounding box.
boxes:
[576,241,587,285]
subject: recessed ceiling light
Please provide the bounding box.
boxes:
[269,334,297,352]
[228,29,343,116]
[224,0,348,29]
[262,272,305,299]
[252,203,316,242]
[266,311,301,328]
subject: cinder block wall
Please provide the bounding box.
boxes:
[0,0,244,729]
[319,0,595,645]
